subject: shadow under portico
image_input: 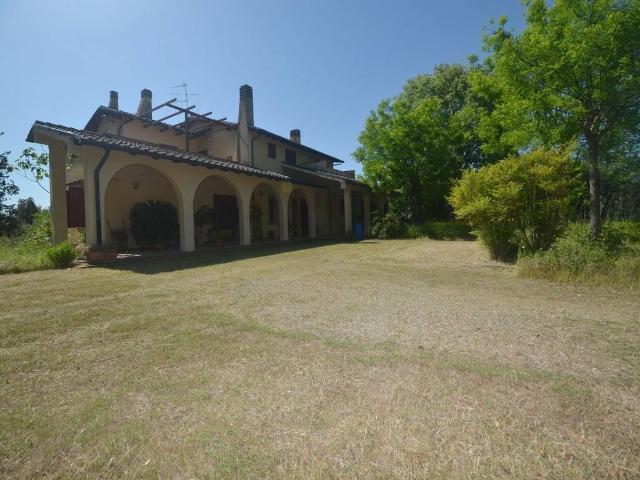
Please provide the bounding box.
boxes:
[99,238,345,275]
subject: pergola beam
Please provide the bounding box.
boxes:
[155,105,195,123]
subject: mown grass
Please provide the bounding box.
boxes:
[1,239,639,478]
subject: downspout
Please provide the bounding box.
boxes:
[94,148,112,247]
[250,132,260,167]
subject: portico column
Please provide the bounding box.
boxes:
[280,193,290,241]
[82,155,98,246]
[179,186,196,252]
[343,183,353,238]
[280,184,293,241]
[363,192,371,238]
[48,141,68,244]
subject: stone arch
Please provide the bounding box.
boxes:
[192,175,244,248]
[103,163,180,249]
[250,182,284,241]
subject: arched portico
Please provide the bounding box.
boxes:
[288,188,312,238]
[192,175,243,248]
[250,183,284,241]
[103,164,180,249]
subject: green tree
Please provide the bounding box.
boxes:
[15,197,40,226]
[13,147,51,193]
[483,0,640,236]
[354,63,511,221]
[0,133,20,236]
[355,95,459,221]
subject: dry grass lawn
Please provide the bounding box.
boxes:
[1,239,639,479]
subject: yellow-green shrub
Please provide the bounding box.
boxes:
[449,148,581,260]
[46,241,77,269]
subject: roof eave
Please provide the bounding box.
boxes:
[251,127,345,165]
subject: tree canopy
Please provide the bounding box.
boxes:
[355,0,640,235]
[354,63,511,221]
[481,0,640,235]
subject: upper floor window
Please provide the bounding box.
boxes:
[285,149,297,165]
[267,142,276,159]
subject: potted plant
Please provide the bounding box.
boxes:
[194,205,217,247]
[211,228,232,247]
[85,246,118,264]
[129,200,179,250]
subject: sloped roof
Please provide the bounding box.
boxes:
[26,121,295,182]
[250,127,344,165]
[282,163,369,188]
[84,106,344,165]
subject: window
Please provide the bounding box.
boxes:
[268,194,278,224]
[285,149,296,165]
[267,142,276,159]
[198,149,208,155]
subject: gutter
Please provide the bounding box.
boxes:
[250,132,260,167]
[94,120,126,246]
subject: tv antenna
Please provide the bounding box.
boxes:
[172,82,199,106]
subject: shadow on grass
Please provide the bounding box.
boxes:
[100,239,344,275]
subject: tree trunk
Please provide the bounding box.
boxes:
[586,134,602,238]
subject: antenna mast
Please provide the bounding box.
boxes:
[172,83,200,152]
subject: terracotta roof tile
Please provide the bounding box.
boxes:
[27,121,296,183]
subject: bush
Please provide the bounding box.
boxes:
[518,221,640,285]
[46,241,77,269]
[370,211,407,239]
[449,147,581,260]
[0,237,49,274]
[20,210,51,249]
[129,200,179,248]
[406,221,474,240]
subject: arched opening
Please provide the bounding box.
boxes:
[193,176,241,248]
[250,183,281,241]
[104,164,180,250]
[288,189,310,238]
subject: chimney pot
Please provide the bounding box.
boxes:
[290,129,301,144]
[136,89,153,119]
[238,84,254,127]
[108,91,119,110]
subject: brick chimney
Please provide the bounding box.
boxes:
[136,89,152,119]
[238,84,254,127]
[237,84,254,165]
[290,129,301,144]
[108,91,119,110]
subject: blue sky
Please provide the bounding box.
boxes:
[0,0,526,207]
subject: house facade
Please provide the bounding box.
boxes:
[26,85,372,251]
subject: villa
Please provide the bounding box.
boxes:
[26,85,373,251]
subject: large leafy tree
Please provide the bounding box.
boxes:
[484,0,640,236]
[15,197,40,226]
[0,133,20,236]
[355,63,511,221]
[355,96,459,221]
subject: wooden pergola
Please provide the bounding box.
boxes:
[125,98,228,152]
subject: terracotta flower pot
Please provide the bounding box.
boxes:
[86,249,117,264]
